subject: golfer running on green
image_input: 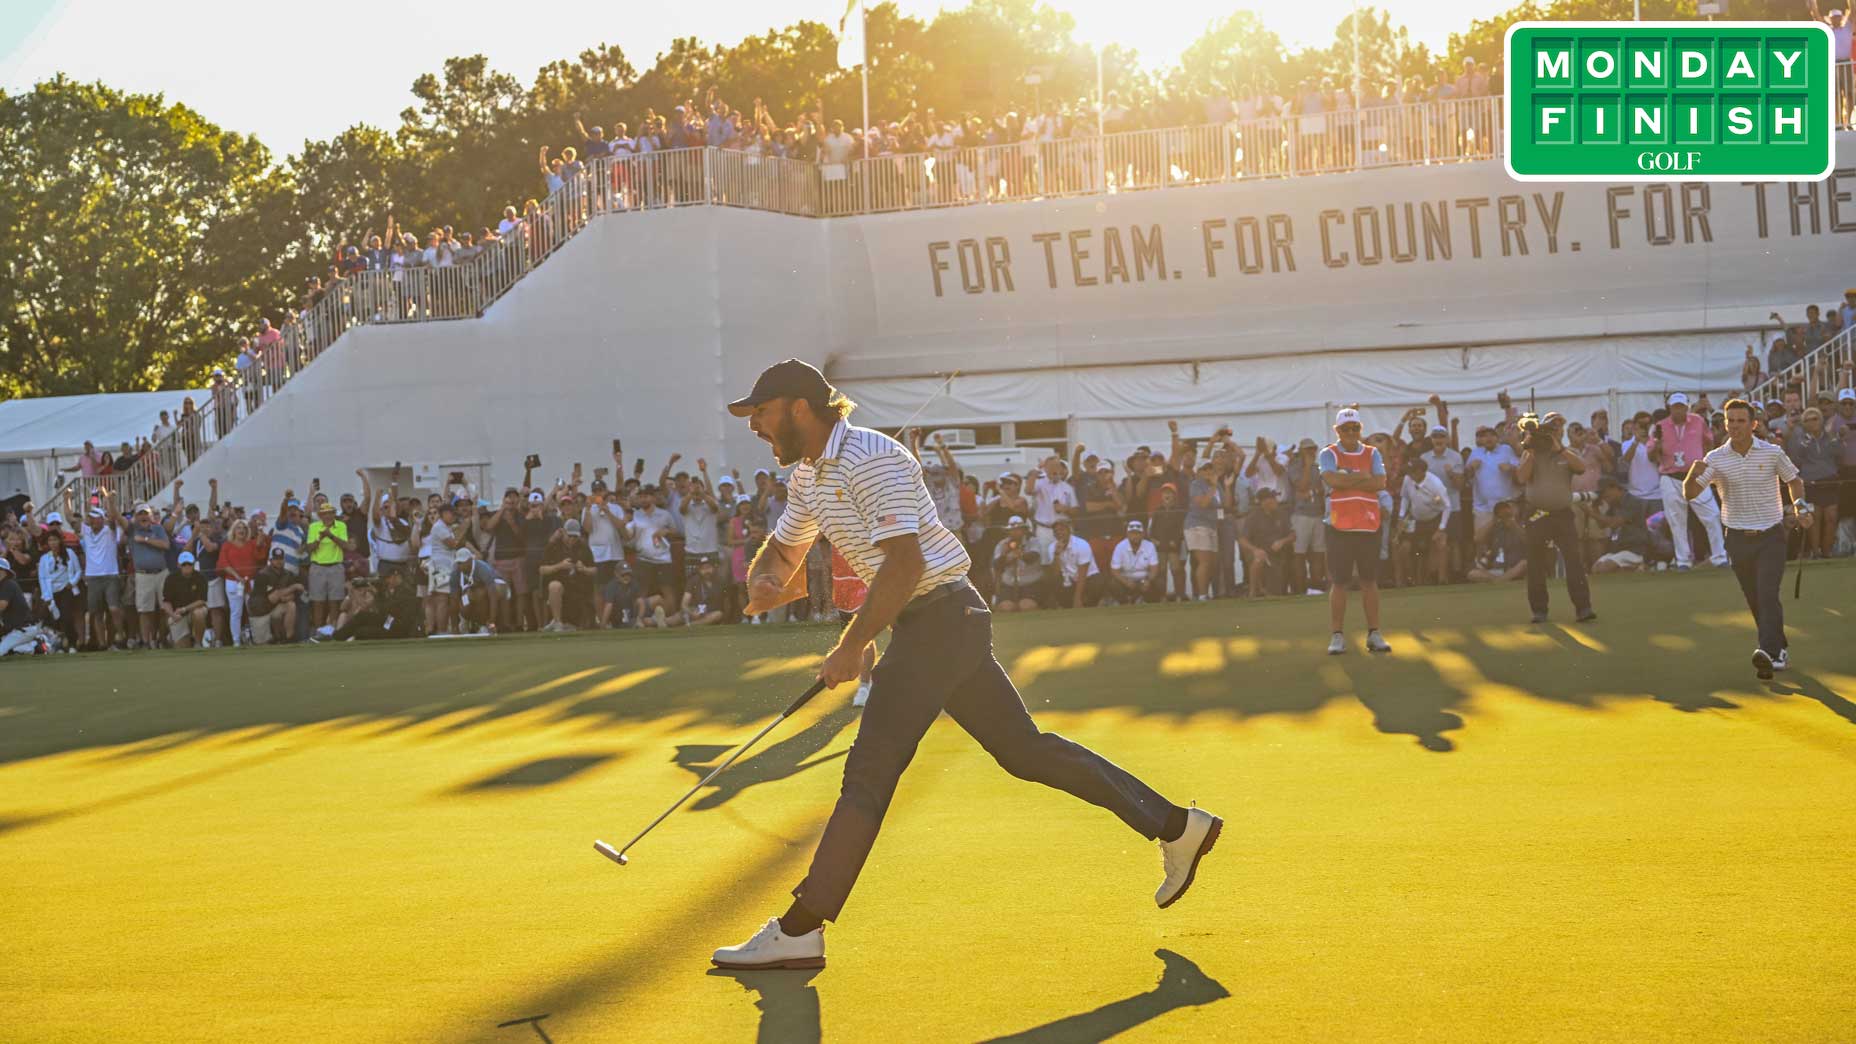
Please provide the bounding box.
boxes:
[713,359,1221,970]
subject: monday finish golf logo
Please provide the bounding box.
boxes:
[1505,21,1836,181]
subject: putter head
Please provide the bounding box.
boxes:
[594,840,628,866]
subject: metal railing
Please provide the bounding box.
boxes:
[59,406,226,514]
[1750,325,1855,408]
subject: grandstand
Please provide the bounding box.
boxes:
[42,99,1856,510]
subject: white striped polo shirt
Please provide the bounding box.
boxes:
[772,419,971,599]
[1694,437,1799,531]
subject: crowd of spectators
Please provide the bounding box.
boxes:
[1746,292,1856,390]
[9,369,1852,656]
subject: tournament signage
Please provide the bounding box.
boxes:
[1504,22,1835,181]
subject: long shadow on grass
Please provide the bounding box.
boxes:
[3,565,1851,769]
[979,949,1228,1042]
[705,967,821,1043]
[676,706,860,811]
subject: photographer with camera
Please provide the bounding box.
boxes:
[1516,412,1597,625]
[990,517,1044,612]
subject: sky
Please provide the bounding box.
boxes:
[1,0,1492,155]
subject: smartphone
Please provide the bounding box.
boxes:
[612,438,623,454]
[524,453,541,470]
[449,471,465,485]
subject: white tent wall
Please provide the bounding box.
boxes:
[838,331,1748,462]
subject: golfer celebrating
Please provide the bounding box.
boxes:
[713,359,1220,970]
[1681,398,1810,681]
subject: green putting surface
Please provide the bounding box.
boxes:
[3,563,1854,1042]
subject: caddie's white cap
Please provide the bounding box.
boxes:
[1334,407,1362,428]
[1839,387,1856,402]
[1428,424,1448,436]
[1667,392,1690,406]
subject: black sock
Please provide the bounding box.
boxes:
[779,899,823,937]
[1160,805,1190,843]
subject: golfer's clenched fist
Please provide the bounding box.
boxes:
[817,640,872,687]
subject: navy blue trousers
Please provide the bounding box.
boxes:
[793,582,1175,921]
[1724,525,1787,657]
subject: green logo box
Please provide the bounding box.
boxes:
[1505,21,1835,181]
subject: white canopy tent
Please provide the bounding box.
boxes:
[0,390,207,507]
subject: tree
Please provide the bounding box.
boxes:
[286,124,411,270]
[0,77,295,397]
[1175,11,1289,97]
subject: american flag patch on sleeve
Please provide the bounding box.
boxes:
[879,514,898,526]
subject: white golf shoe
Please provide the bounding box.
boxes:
[852,681,872,707]
[712,916,826,970]
[1365,630,1392,654]
[1155,807,1223,909]
[1326,632,1346,655]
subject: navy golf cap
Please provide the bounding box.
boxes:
[728,359,834,417]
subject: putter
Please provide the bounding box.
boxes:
[595,679,829,867]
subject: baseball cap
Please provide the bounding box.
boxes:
[527,491,544,503]
[1298,437,1318,450]
[0,557,11,574]
[1838,388,1855,402]
[177,551,197,565]
[754,468,771,478]
[1429,424,1448,436]
[728,358,836,417]
[1126,519,1144,531]
[998,472,1020,483]
[269,546,285,558]
[1007,515,1028,528]
[1334,407,1362,428]
[286,498,302,508]
[457,546,474,562]
[1666,392,1690,406]
[562,519,583,535]
[88,505,106,518]
[133,503,151,514]
[45,511,65,525]
[718,476,735,487]
[317,501,336,512]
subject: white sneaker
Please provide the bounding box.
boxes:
[712,916,825,970]
[852,681,871,707]
[1772,649,1789,672]
[541,620,562,633]
[1365,630,1392,654]
[1327,632,1345,655]
[653,606,668,629]
[1156,807,1223,909]
[1752,648,1774,680]
[316,625,335,638]
[1306,588,1324,596]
